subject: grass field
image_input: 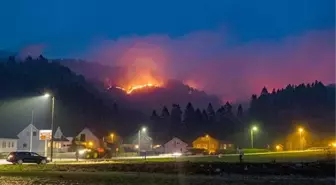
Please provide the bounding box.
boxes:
[0,150,334,185]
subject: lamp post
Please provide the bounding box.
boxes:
[111,133,114,143]
[206,134,210,153]
[298,128,304,150]
[44,93,55,162]
[250,126,258,148]
[138,127,146,153]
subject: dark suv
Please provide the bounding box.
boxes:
[7,152,49,164]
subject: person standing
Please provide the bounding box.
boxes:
[238,147,244,163]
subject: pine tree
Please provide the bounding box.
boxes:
[161,106,170,118]
[207,103,215,123]
[237,104,243,118]
[183,102,195,126]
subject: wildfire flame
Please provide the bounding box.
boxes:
[116,83,160,94]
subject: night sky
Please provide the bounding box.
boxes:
[0,0,335,101]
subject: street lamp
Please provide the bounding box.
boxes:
[44,93,55,162]
[298,127,304,150]
[110,133,114,143]
[250,126,258,148]
[205,134,210,153]
[138,127,147,153]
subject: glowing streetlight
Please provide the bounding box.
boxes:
[298,127,304,150]
[276,145,280,151]
[110,133,114,143]
[138,126,147,153]
[250,126,258,148]
[205,134,211,153]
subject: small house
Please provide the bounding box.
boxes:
[164,137,188,154]
[192,135,219,154]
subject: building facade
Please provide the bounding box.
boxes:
[75,128,100,148]
[164,137,188,154]
[17,124,45,154]
[0,138,17,153]
[192,135,219,154]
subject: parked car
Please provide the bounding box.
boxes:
[7,152,49,164]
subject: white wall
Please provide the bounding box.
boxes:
[0,138,17,153]
[164,137,188,154]
[17,124,45,154]
[77,128,100,148]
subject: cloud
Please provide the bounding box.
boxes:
[86,29,335,102]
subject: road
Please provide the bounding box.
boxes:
[0,150,331,165]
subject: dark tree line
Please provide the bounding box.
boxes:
[249,82,335,139]
[150,101,245,143]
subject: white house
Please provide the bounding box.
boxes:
[76,128,100,148]
[49,127,69,153]
[164,137,188,154]
[0,138,18,153]
[17,124,45,154]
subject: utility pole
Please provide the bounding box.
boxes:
[30,110,34,152]
[50,97,55,162]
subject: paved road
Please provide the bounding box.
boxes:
[0,150,328,165]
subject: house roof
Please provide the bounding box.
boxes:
[164,137,188,145]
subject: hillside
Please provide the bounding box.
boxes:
[0,56,147,137]
[60,59,222,113]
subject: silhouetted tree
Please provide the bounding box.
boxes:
[7,56,15,64]
[223,102,233,115]
[261,86,269,96]
[150,110,159,121]
[207,103,215,123]
[237,104,243,118]
[170,104,182,124]
[25,55,33,62]
[161,106,170,118]
[183,102,195,126]
[202,109,208,123]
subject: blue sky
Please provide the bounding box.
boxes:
[0,0,334,57]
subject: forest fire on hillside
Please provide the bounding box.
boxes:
[115,83,161,94]
[105,77,162,95]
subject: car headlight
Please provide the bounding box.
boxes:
[78,149,86,155]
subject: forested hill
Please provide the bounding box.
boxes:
[0,56,147,137]
[249,82,335,138]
